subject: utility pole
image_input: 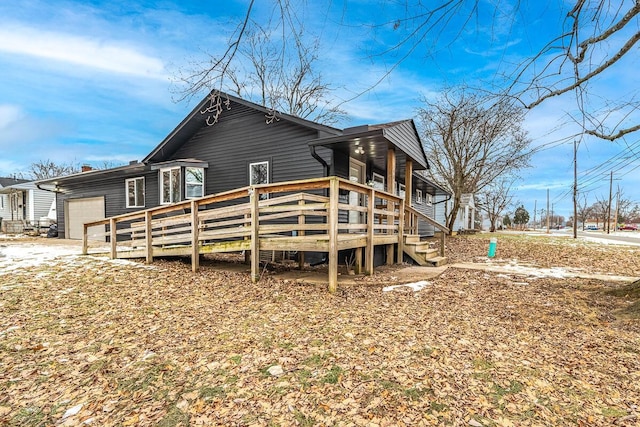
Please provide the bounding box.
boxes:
[614,185,620,232]
[533,200,537,230]
[573,139,578,239]
[546,189,550,233]
[551,203,554,228]
[607,171,613,234]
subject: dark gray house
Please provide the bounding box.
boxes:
[39,92,449,240]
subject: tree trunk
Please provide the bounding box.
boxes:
[446,196,462,235]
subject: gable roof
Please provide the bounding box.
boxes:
[310,119,429,169]
[144,91,342,163]
[0,177,28,188]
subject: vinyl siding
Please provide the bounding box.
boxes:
[169,108,326,194]
[56,171,158,238]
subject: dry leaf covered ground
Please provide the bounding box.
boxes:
[0,233,639,427]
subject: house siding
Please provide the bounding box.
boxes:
[29,185,55,222]
[170,108,326,193]
[56,171,158,238]
[382,121,428,169]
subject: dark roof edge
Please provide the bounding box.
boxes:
[413,172,451,196]
[35,162,147,185]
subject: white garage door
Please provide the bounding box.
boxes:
[65,197,105,240]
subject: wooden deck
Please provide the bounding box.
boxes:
[82,177,448,292]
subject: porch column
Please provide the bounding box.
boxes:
[386,146,396,195]
[404,158,413,208]
[386,146,396,265]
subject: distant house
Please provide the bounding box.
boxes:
[452,193,477,231]
[39,92,450,240]
[0,178,56,232]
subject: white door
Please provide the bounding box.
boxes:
[349,159,365,225]
[65,197,105,240]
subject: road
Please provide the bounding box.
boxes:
[577,230,640,245]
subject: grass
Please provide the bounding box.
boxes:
[605,279,640,318]
[321,365,343,384]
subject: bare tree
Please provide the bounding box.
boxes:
[613,189,636,223]
[576,194,593,230]
[27,160,80,180]
[480,177,516,232]
[357,0,640,141]
[418,87,531,233]
[591,197,610,227]
[173,4,346,125]
[214,1,638,140]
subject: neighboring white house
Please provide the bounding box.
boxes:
[0,179,56,229]
[432,192,478,232]
[0,177,28,224]
[455,193,476,231]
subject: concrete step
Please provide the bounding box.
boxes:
[424,256,447,267]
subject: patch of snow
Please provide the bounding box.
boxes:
[383,280,431,292]
[0,242,156,276]
[0,244,79,274]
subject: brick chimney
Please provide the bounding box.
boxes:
[81,165,93,172]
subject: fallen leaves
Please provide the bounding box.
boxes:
[0,236,639,426]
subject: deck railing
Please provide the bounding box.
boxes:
[83,177,404,292]
[405,205,450,257]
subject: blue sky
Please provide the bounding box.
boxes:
[1,0,638,220]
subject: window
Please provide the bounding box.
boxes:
[416,189,423,204]
[0,195,4,209]
[426,194,433,205]
[126,177,145,208]
[249,161,269,199]
[160,167,181,204]
[397,183,405,198]
[370,173,385,190]
[185,167,204,199]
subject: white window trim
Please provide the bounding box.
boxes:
[249,161,269,186]
[125,177,145,208]
[371,172,385,190]
[397,183,406,198]
[426,193,433,206]
[185,167,205,199]
[415,189,423,204]
[160,167,181,205]
[249,161,270,200]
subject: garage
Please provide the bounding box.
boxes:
[65,197,105,240]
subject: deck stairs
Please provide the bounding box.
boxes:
[403,234,447,267]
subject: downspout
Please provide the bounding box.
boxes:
[36,183,61,229]
[310,145,330,177]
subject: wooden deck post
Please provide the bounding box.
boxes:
[109,218,117,259]
[439,231,446,257]
[191,200,199,273]
[145,210,153,264]
[354,247,363,274]
[328,178,339,293]
[404,158,413,209]
[386,146,396,265]
[397,200,404,264]
[82,225,88,255]
[244,213,250,264]
[298,199,305,269]
[366,188,374,275]
[250,188,260,282]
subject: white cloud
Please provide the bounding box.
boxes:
[0,24,167,80]
[0,104,23,129]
